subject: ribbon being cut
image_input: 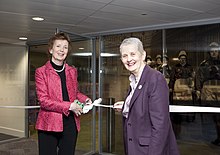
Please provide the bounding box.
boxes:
[82,98,124,114]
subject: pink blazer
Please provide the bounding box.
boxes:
[35,61,88,132]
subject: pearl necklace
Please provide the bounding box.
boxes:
[54,65,65,72]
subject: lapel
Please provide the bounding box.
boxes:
[45,61,59,76]
[122,86,132,110]
[44,61,62,100]
[128,65,151,110]
[65,64,75,101]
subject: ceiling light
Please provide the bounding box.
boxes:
[79,47,84,50]
[18,37,28,41]
[32,17,44,21]
[101,53,120,57]
[71,52,120,57]
[72,52,92,56]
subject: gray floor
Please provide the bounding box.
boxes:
[0,133,18,141]
[0,138,38,155]
[0,138,220,155]
[1,113,220,155]
[175,113,220,155]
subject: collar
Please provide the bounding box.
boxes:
[129,65,145,84]
[45,60,70,72]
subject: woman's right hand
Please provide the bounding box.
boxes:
[69,102,83,116]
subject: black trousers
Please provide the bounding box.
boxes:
[38,112,78,155]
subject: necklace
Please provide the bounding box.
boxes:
[54,65,65,72]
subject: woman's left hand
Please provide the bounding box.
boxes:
[85,98,92,105]
[113,101,124,112]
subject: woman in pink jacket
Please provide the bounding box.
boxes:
[35,32,92,155]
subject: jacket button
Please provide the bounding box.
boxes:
[128,123,131,126]
[129,138,132,141]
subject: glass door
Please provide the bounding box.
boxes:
[66,34,97,154]
[98,36,126,155]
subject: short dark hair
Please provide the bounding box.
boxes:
[48,32,71,51]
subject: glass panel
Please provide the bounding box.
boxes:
[0,44,27,141]
[67,39,94,154]
[28,35,94,154]
[100,31,162,154]
[166,24,220,154]
[29,44,47,141]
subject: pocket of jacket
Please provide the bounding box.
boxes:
[139,137,150,146]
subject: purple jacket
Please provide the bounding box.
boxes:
[35,61,88,132]
[122,65,180,155]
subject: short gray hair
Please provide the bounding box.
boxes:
[120,37,145,55]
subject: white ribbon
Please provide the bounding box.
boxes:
[1,103,220,113]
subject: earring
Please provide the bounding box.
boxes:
[50,51,53,54]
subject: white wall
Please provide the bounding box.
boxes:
[0,45,28,137]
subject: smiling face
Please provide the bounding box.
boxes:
[50,39,69,65]
[120,44,146,77]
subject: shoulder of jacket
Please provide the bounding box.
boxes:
[65,64,77,71]
[36,64,47,72]
[147,67,162,80]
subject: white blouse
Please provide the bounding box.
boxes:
[122,68,144,118]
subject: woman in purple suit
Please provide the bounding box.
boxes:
[114,37,179,155]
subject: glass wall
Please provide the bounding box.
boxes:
[29,24,220,155]
[166,24,220,155]
[1,23,220,155]
[100,23,220,155]
[26,23,220,155]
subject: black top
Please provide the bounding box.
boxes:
[50,60,75,127]
[50,60,70,101]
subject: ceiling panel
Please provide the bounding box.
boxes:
[101,4,181,22]
[165,0,220,12]
[111,0,202,16]
[199,0,220,5]
[31,0,107,10]
[0,0,219,44]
